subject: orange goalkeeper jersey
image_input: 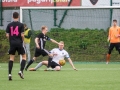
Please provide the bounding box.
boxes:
[108,26,120,43]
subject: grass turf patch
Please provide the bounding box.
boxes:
[0,63,120,90]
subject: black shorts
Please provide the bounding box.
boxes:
[109,43,120,50]
[108,43,120,54]
[8,43,26,55]
[34,48,49,57]
[50,61,61,68]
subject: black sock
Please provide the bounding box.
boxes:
[8,60,13,74]
[25,59,34,69]
[20,60,26,73]
[47,57,52,68]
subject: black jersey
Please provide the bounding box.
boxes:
[6,21,24,45]
[36,33,50,49]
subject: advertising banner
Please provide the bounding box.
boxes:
[2,0,81,7]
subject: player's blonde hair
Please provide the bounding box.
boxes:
[41,25,47,31]
[59,41,64,44]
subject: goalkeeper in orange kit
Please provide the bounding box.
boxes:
[106,19,120,64]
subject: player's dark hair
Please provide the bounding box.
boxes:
[113,19,117,22]
[41,26,47,31]
[24,24,27,27]
[13,12,19,19]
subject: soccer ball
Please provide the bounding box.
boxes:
[59,60,66,66]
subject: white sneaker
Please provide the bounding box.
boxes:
[18,71,24,79]
[8,74,12,81]
[47,67,52,71]
[106,62,109,64]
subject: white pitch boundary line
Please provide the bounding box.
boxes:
[0,68,120,71]
[60,68,120,70]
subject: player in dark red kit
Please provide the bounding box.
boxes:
[6,12,26,81]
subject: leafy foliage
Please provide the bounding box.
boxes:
[0,28,120,62]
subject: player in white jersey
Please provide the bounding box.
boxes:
[29,41,77,71]
[50,48,69,64]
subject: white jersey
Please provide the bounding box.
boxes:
[50,48,70,64]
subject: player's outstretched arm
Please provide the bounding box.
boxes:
[67,58,77,71]
[50,39,60,45]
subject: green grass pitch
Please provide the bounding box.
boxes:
[0,62,120,90]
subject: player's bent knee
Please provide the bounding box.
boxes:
[22,54,26,60]
[10,55,15,61]
[42,61,48,65]
[55,66,61,71]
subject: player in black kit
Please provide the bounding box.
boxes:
[25,26,61,70]
[6,12,26,81]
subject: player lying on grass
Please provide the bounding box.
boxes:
[29,41,77,71]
